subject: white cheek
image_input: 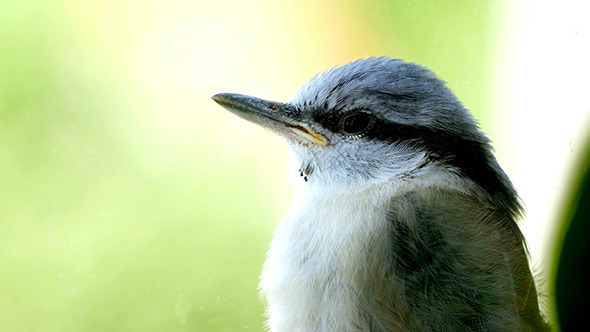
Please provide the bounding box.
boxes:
[288,139,431,186]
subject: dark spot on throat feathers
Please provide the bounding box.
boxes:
[299,164,314,182]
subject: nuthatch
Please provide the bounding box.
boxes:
[213,57,548,331]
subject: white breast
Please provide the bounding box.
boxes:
[259,182,399,331]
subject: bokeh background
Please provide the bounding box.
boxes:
[1,1,588,331]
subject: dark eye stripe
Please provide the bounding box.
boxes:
[366,120,519,218]
[310,107,519,221]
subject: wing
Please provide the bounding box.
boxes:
[383,188,549,331]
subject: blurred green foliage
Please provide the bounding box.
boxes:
[0,1,502,331]
[0,2,272,330]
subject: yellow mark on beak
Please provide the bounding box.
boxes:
[286,124,330,146]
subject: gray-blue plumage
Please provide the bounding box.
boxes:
[290,57,520,216]
[213,57,548,331]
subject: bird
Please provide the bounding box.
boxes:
[212,57,549,331]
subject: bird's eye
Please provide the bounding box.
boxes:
[341,113,374,135]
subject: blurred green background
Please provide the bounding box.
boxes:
[1,1,588,331]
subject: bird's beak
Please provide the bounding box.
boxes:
[212,93,329,146]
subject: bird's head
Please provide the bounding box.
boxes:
[213,57,520,216]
